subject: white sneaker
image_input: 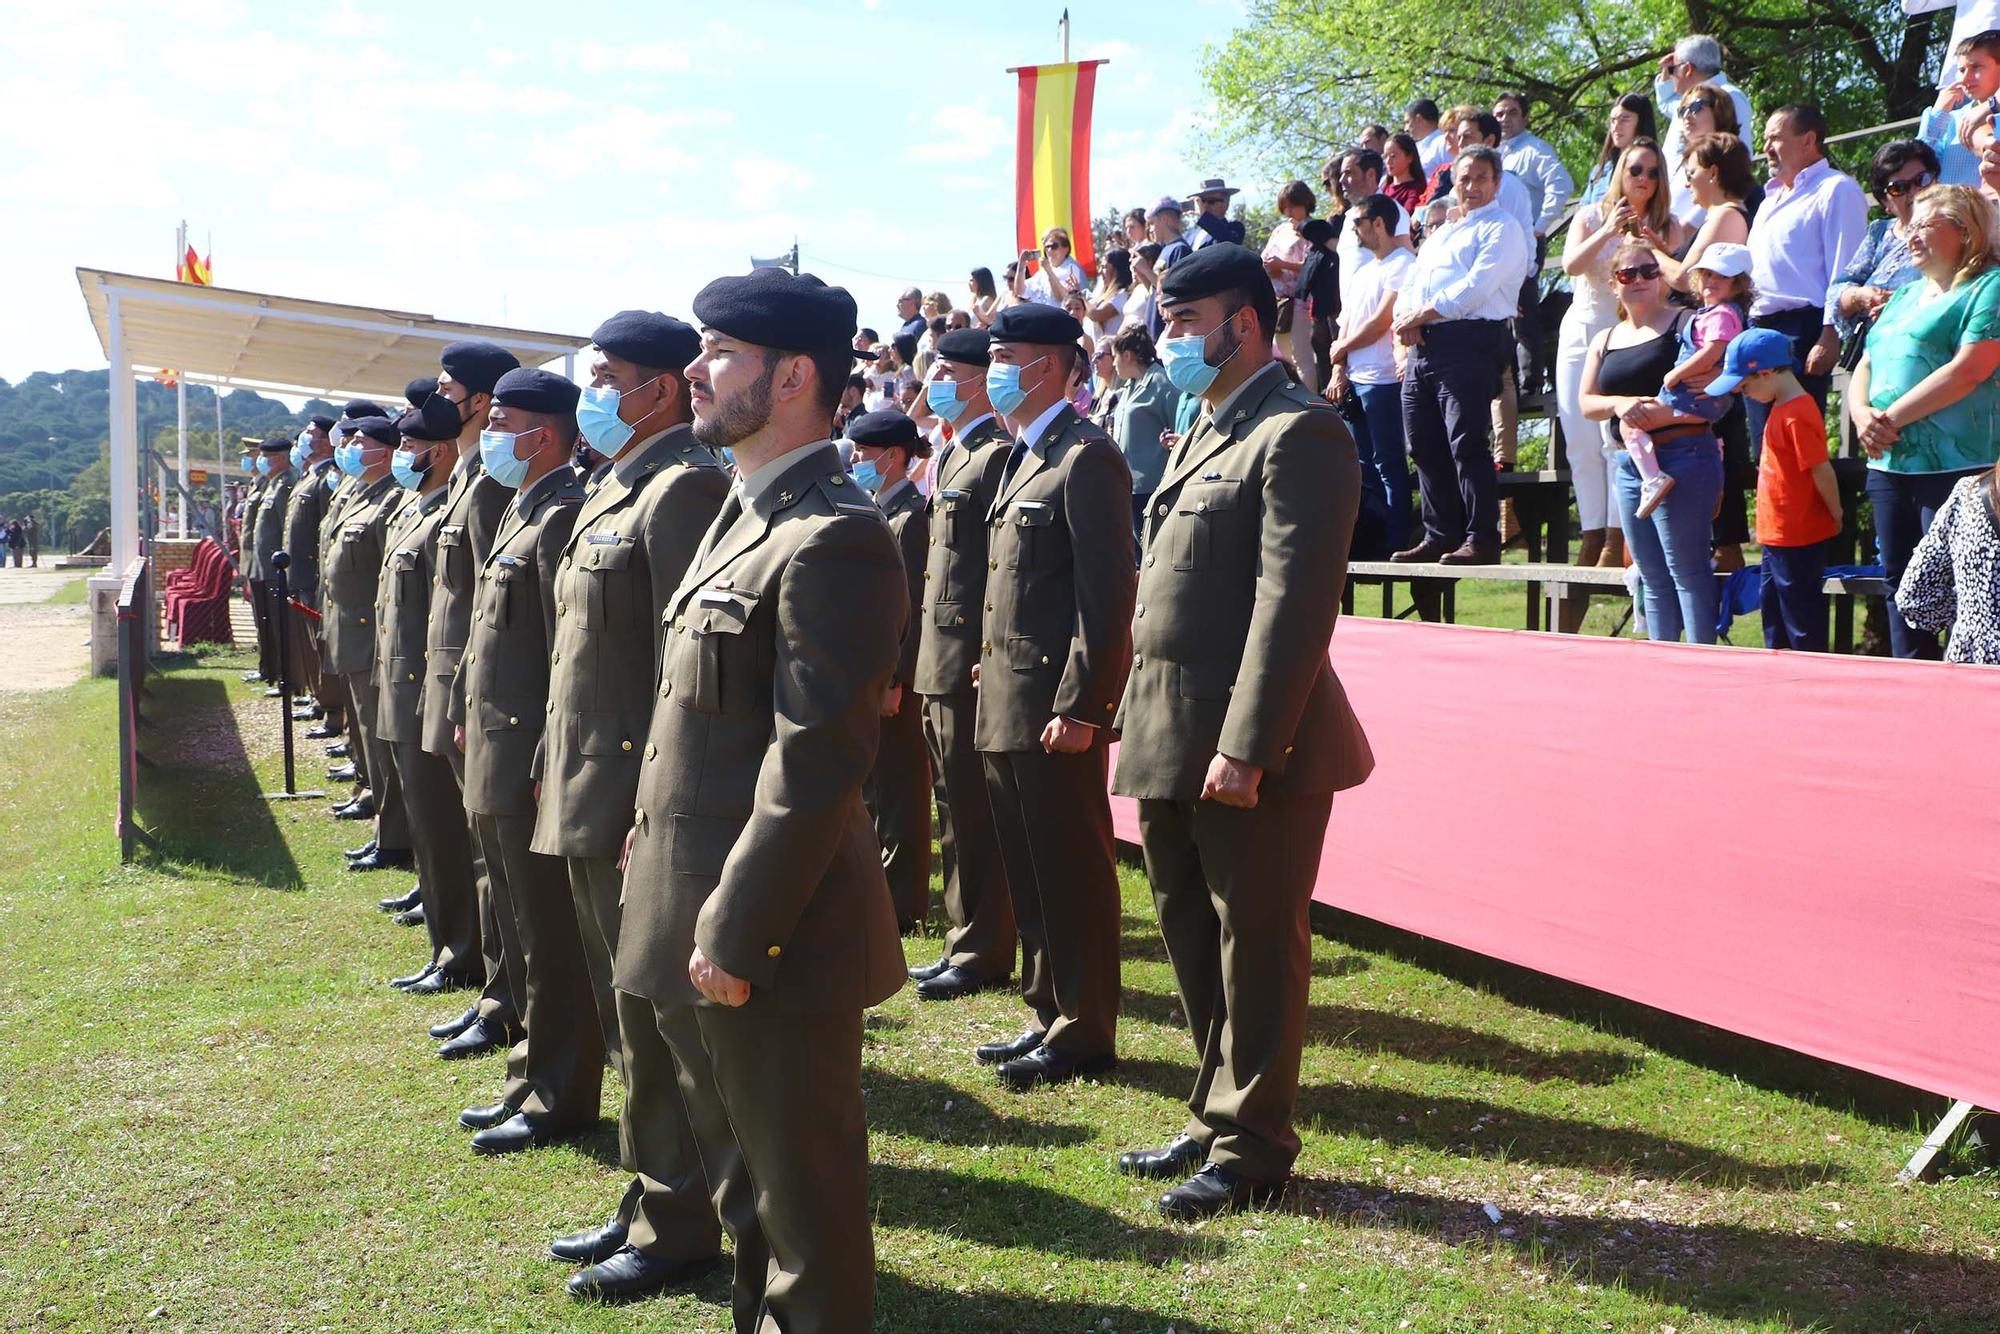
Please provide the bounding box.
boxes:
[1634,472,1676,519]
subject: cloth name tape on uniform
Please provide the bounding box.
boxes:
[585,532,624,545]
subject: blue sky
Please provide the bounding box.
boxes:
[4,0,1254,386]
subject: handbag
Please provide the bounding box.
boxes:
[1838,316,1870,373]
[1274,296,1295,335]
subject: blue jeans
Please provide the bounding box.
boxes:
[1343,381,1409,550]
[1761,542,1826,651]
[1865,465,1987,659]
[1615,437,1722,644]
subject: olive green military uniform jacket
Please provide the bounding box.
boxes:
[322,475,404,676]
[372,483,454,746]
[614,443,909,1013]
[972,405,1137,753]
[251,468,298,586]
[421,455,513,758]
[530,426,728,860]
[913,415,1011,697]
[238,476,266,573]
[281,459,342,607]
[450,466,586,818]
[876,478,929,686]
[1113,363,1375,800]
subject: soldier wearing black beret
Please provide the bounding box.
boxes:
[906,325,1021,1002]
[588,268,905,1323]
[535,309,726,1280]
[244,434,299,693]
[970,297,1135,1092]
[404,377,438,410]
[280,406,345,738]
[1113,240,1374,1220]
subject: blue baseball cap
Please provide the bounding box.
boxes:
[1706,327,1796,395]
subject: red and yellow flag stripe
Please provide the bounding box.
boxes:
[177,245,212,286]
[1014,60,1105,281]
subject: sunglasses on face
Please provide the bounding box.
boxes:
[1045,239,1070,250]
[1882,172,1936,199]
[1626,163,1662,179]
[1614,263,1663,284]
[1679,101,1714,120]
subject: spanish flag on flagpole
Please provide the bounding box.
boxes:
[1012,58,1106,280]
[176,244,212,286]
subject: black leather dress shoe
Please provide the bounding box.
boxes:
[458,1100,516,1131]
[331,795,375,820]
[439,1016,508,1060]
[242,670,267,683]
[405,966,475,996]
[567,1245,720,1302]
[323,739,350,756]
[975,1029,1046,1065]
[390,961,437,991]
[263,686,285,698]
[916,964,1005,1002]
[907,956,950,983]
[1117,1134,1206,1179]
[327,763,359,783]
[550,1218,629,1265]
[305,724,339,740]
[293,704,323,722]
[996,1044,1116,1092]
[429,1006,479,1040]
[348,847,414,873]
[1158,1163,1286,1221]
[376,884,421,913]
[393,905,427,928]
[473,1111,569,1155]
[349,838,380,861]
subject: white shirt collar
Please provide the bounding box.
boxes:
[1020,397,1070,454]
[734,440,828,510]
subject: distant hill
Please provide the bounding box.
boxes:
[0,370,337,494]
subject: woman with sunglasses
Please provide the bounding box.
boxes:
[1579,94,1657,207]
[1580,242,1723,643]
[1826,141,1940,349]
[1668,83,1745,221]
[1009,227,1087,309]
[1850,184,2000,658]
[1557,140,1688,576]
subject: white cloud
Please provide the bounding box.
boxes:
[564,40,690,75]
[731,156,815,213]
[904,98,1008,163]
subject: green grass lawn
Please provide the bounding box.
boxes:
[43,573,90,604]
[3,651,1995,1332]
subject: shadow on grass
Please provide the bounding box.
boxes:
[1292,1176,2000,1333]
[1118,989,1639,1085]
[866,1070,1095,1149]
[1311,905,1949,1129]
[133,671,303,891]
[1120,913,1371,982]
[876,1270,1235,1333]
[1294,1082,1839,1189]
[873,1162,1210,1265]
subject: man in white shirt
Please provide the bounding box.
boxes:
[1328,195,1416,554]
[1331,148,1413,296]
[1459,110,1546,469]
[1657,34,1755,219]
[1404,98,1453,176]
[1388,147,1531,566]
[1746,102,1868,449]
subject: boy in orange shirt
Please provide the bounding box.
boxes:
[1708,328,1843,650]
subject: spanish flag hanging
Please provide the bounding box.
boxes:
[1012,59,1106,281]
[177,245,213,286]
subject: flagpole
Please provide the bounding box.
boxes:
[175,221,190,538]
[1060,8,1069,60]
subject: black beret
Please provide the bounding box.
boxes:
[1157,241,1266,306]
[845,409,920,448]
[351,416,401,446]
[1299,218,1337,246]
[258,434,292,451]
[307,415,336,431]
[491,366,581,416]
[592,310,701,371]
[934,327,992,367]
[404,376,438,407]
[341,399,388,421]
[692,268,856,354]
[439,340,520,394]
[396,395,462,442]
[989,302,1084,346]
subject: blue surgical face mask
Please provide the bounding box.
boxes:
[575,374,665,460]
[925,376,971,423]
[391,446,427,491]
[238,453,253,473]
[1159,310,1246,397]
[291,431,312,471]
[849,458,883,493]
[480,427,541,490]
[255,454,273,477]
[984,355,1047,417]
[335,442,364,477]
[718,446,735,469]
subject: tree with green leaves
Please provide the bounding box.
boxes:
[1200,0,1950,185]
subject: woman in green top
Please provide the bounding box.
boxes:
[1851,184,2000,657]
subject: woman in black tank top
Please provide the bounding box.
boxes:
[1580,243,1725,644]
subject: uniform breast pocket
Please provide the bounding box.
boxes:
[668,592,760,717]
[1007,501,1057,570]
[579,537,637,627]
[389,548,421,599]
[486,563,518,629]
[1173,480,1243,572]
[436,525,466,591]
[936,491,967,548]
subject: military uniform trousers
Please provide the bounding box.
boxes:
[283,603,321,701]
[922,692,1014,977]
[1137,790,1335,1184]
[567,856,627,1079]
[343,670,409,854]
[443,746,516,1036]
[653,997,875,1333]
[865,690,933,930]
[612,988,723,1254]
[247,578,277,683]
[390,739,480,979]
[469,812,600,1128]
[314,636,349,729]
[980,740,1121,1057]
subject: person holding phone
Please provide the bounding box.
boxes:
[1011,227,1088,308]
